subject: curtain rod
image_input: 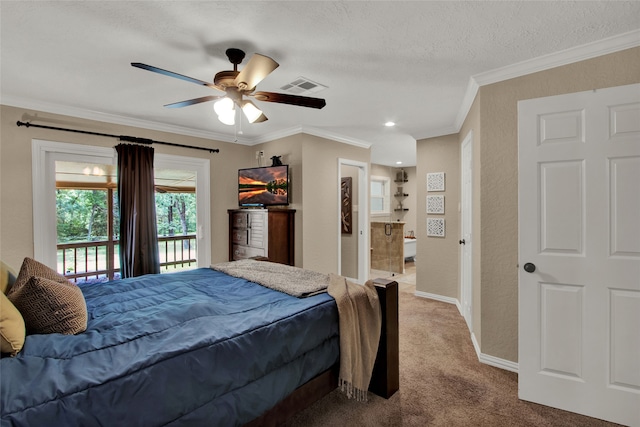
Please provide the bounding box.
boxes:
[16,121,220,154]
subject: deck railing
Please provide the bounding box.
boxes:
[57,234,197,284]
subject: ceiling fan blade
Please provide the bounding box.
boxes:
[131,62,221,90]
[234,54,279,90]
[253,91,326,109]
[164,95,223,108]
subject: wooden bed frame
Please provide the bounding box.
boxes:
[246,278,399,426]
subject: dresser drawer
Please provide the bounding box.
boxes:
[231,212,248,228]
[231,245,266,261]
[231,229,248,245]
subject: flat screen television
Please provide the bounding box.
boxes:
[238,165,289,207]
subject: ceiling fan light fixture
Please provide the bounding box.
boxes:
[241,100,264,123]
[213,97,236,125]
[213,97,234,116]
[217,109,235,126]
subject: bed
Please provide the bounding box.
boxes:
[1,259,398,426]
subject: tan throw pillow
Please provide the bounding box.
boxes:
[9,276,87,335]
[1,261,17,294]
[0,292,26,356]
[8,257,71,298]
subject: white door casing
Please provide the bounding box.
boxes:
[518,84,640,426]
[460,131,473,329]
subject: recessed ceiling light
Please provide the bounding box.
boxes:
[384,121,395,127]
[396,161,402,165]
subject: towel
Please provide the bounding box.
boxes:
[328,273,382,402]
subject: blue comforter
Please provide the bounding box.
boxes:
[1,268,339,426]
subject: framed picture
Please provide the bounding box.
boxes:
[427,195,444,214]
[341,177,352,234]
[427,218,445,237]
[427,172,445,192]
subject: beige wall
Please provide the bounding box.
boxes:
[415,134,460,299]
[300,134,370,274]
[476,46,640,361]
[420,46,640,364]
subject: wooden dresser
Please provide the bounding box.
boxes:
[228,209,295,266]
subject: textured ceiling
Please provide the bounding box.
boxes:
[1,1,639,166]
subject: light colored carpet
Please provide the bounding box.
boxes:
[282,292,621,427]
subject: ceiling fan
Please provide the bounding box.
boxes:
[132,48,326,125]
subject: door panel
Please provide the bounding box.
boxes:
[540,161,584,254]
[540,283,583,378]
[518,84,640,426]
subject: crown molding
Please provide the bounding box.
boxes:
[473,28,640,87]
[412,123,460,141]
[300,125,372,149]
[1,94,243,144]
[423,29,640,140]
[2,95,372,149]
[241,125,305,145]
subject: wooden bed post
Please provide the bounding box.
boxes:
[369,278,399,399]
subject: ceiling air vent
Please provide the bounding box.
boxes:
[280,77,327,96]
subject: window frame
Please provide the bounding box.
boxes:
[32,140,210,271]
[370,175,391,216]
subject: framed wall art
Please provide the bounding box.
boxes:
[426,195,444,214]
[341,176,352,234]
[427,218,445,237]
[427,172,445,192]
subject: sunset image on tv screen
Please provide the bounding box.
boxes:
[238,166,289,206]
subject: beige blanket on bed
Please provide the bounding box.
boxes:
[211,259,329,297]
[328,273,382,402]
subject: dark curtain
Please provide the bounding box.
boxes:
[116,144,160,278]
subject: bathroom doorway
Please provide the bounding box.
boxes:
[369,164,417,287]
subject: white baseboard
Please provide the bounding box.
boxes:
[470,333,519,373]
[414,291,519,373]
[414,290,461,312]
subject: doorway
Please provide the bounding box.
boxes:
[338,158,368,283]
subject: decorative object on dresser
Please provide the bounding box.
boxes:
[228,208,296,265]
[270,155,283,166]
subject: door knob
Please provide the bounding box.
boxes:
[459,239,466,245]
[523,263,536,273]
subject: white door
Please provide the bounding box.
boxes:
[460,131,473,329]
[518,83,640,426]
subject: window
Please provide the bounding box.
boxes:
[370,175,390,215]
[33,140,210,279]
